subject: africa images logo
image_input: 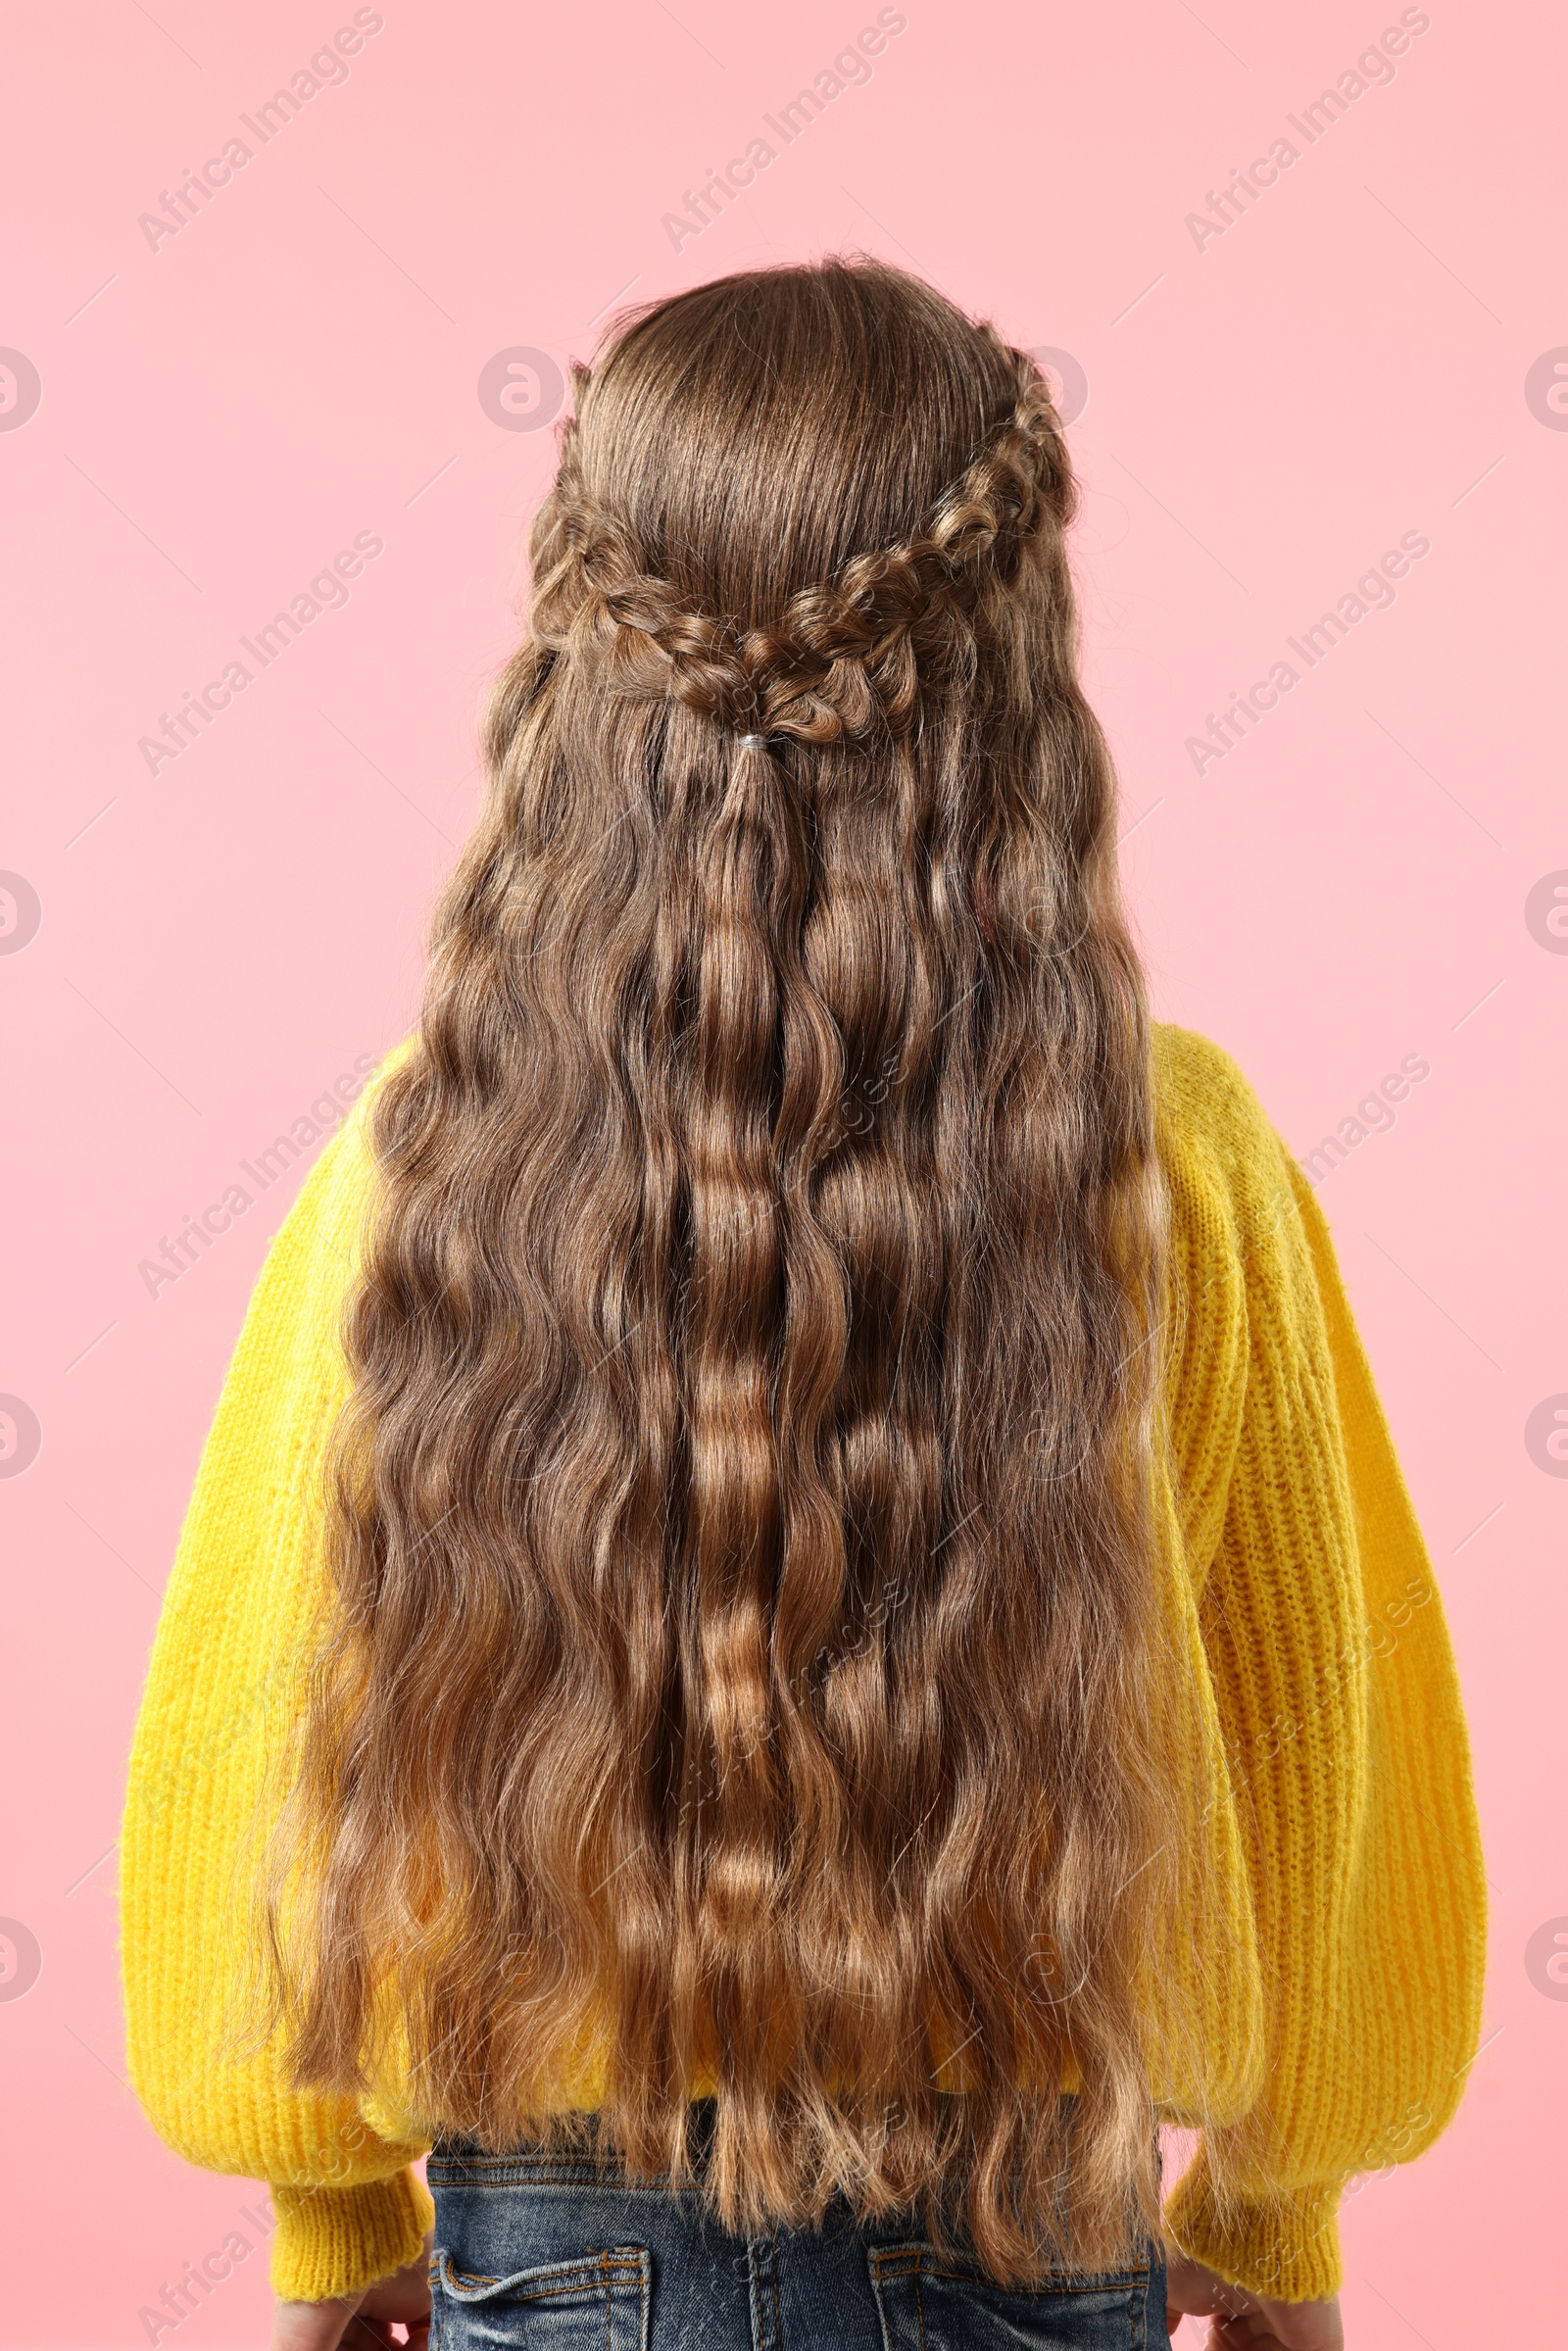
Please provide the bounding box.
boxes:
[136,12,386,253]
[0,872,42,954]
[660,10,908,252]
[1185,531,1432,774]
[0,349,42,431]
[1525,1918,1568,1999]
[1524,349,1568,429]
[1523,1396,1568,1479]
[0,1396,43,1480]
[0,1920,42,2002]
[1185,10,1433,253]
[477,348,566,431]
[1524,872,1568,952]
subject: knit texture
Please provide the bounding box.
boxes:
[119,1023,1487,2305]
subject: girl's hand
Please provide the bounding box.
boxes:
[1164,2247,1344,2349]
[271,2233,433,2351]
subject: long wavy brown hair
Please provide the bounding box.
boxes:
[262,257,1241,2281]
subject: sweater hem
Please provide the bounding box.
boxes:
[1162,2157,1343,2304]
[270,2167,435,2302]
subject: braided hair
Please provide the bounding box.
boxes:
[267,258,1243,2288]
[535,342,1069,745]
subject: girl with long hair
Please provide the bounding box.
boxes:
[122,258,1485,2351]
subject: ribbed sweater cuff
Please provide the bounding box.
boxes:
[1162,2153,1343,2304]
[270,2167,435,2301]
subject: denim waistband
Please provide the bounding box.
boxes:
[429,2098,721,2190]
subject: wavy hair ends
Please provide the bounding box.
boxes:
[259,257,1240,2282]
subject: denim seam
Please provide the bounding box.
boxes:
[868,2245,1150,2290]
[441,2251,646,2298]
[747,2238,763,2351]
[746,2229,781,2351]
[426,2165,692,2198]
[771,2229,781,2351]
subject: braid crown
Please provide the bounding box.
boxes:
[533,351,1069,745]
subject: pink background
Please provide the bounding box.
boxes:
[2,0,1564,2339]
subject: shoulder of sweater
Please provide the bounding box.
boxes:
[1151,1021,1308,1298]
[336,1031,420,1195]
[327,1032,419,1184]
[1152,1020,1276,1158]
[260,1033,420,1293]
[1152,1022,1295,1205]
[1149,1027,1329,1563]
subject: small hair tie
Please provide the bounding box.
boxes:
[737,732,769,750]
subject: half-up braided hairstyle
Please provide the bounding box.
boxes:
[263,258,1243,2282]
[545,354,1066,747]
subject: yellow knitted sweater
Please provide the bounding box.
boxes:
[120,1023,1486,2307]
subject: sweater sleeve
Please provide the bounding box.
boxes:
[1161,1118,1488,2302]
[121,1054,434,2302]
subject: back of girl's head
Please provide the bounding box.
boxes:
[260,256,1243,2288]
[514,258,1077,754]
[560,256,1064,638]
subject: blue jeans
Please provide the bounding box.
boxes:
[427,2108,1170,2350]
